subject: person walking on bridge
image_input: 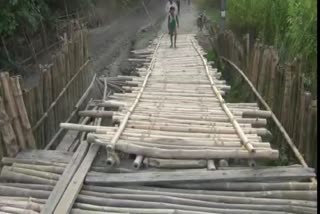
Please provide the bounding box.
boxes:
[166,0,178,15]
[168,6,179,48]
[175,0,181,15]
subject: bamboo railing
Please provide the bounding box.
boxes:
[206,24,317,171]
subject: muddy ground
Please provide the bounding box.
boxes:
[88,1,200,78]
[88,1,165,78]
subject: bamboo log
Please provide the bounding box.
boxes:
[0,206,39,214]
[133,155,144,169]
[0,200,42,212]
[81,189,318,212]
[118,124,271,136]
[74,203,213,214]
[10,77,36,149]
[90,132,264,143]
[60,123,116,132]
[86,166,315,185]
[92,139,279,160]
[0,97,19,157]
[115,115,267,126]
[144,158,207,169]
[207,160,216,170]
[107,182,317,193]
[5,183,54,191]
[12,163,65,174]
[89,100,126,108]
[76,194,311,214]
[1,158,67,167]
[105,36,164,167]
[0,185,50,199]
[191,41,255,153]
[0,73,27,150]
[5,166,60,181]
[0,166,57,185]
[71,209,127,214]
[82,185,317,208]
[78,110,113,118]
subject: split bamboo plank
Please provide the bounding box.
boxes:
[40,141,89,214]
[86,166,315,185]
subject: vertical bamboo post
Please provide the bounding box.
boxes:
[37,71,45,148]
[10,76,36,149]
[42,68,51,144]
[0,72,27,150]
[0,97,19,156]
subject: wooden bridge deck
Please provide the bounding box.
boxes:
[0,34,316,214]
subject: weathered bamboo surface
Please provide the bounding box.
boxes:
[82,34,278,162]
[0,33,316,214]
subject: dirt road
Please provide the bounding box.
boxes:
[88,1,200,78]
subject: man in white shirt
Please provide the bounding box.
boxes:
[165,0,178,15]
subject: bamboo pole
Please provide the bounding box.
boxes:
[0,97,19,156]
[144,158,207,169]
[10,77,36,149]
[92,140,279,160]
[220,56,317,183]
[0,73,27,150]
[191,40,255,153]
[133,155,144,169]
[32,59,90,132]
[12,163,65,174]
[1,166,58,185]
[45,74,96,150]
[105,35,164,166]
[2,158,67,167]
[207,160,216,170]
[81,184,317,206]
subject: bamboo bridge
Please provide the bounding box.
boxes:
[0,34,317,214]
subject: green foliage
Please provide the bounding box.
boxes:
[199,0,317,95]
[0,0,45,37]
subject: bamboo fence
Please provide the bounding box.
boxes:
[23,27,92,149]
[0,26,93,163]
[206,25,317,170]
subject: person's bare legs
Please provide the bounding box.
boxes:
[170,34,173,48]
[174,33,177,48]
